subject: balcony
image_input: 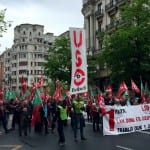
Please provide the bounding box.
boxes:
[116,0,126,6]
[95,29,105,41]
[106,19,126,32]
[106,22,116,32]
[105,2,117,16]
[95,9,104,22]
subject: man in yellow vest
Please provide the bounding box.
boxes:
[72,94,86,142]
[56,100,67,146]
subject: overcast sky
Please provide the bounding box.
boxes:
[0,0,84,54]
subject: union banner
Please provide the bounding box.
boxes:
[69,28,88,95]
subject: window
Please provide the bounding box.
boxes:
[38,62,42,66]
[19,53,27,58]
[35,46,37,50]
[111,0,116,5]
[38,54,42,58]
[12,63,17,67]
[19,70,26,74]
[98,3,102,12]
[19,61,28,66]
[12,71,16,75]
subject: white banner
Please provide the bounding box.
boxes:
[103,104,150,135]
[69,28,88,95]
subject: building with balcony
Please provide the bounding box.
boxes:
[1,24,57,90]
[82,0,128,88]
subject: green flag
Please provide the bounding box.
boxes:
[8,90,15,100]
[4,90,10,99]
[33,89,42,107]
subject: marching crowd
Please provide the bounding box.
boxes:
[0,87,150,146]
[0,92,89,146]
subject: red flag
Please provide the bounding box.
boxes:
[131,79,140,93]
[32,82,37,91]
[117,81,128,98]
[0,88,4,100]
[53,88,62,101]
[37,76,44,88]
[97,94,106,115]
[105,85,112,93]
[20,75,27,95]
[105,85,113,99]
[53,79,62,101]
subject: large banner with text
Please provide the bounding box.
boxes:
[69,28,88,95]
[103,104,150,135]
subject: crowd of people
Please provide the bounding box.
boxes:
[0,91,89,146]
[0,86,150,146]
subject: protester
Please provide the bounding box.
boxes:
[39,100,49,134]
[0,101,9,134]
[72,94,86,142]
[92,102,100,132]
[20,101,30,136]
[56,100,68,146]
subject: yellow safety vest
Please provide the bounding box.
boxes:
[73,100,84,114]
[58,105,67,120]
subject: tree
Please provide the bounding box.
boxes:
[44,37,71,84]
[0,9,11,37]
[99,0,150,86]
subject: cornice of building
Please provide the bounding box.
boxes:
[14,23,44,29]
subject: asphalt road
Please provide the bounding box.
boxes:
[0,122,150,150]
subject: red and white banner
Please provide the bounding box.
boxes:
[69,28,88,95]
[103,104,150,135]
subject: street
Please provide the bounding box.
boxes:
[0,122,149,150]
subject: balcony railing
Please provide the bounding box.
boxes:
[95,9,104,20]
[116,0,126,6]
[106,19,126,32]
[105,2,116,11]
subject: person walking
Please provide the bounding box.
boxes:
[72,94,86,142]
[92,103,100,132]
[56,100,68,146]
[0,101,9,134]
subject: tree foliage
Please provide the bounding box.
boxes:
[99,0,150,85]
[44,37,71,83]
[0,9,11,37]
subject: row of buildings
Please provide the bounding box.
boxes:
[0,24,57,89]
[0,0,128,90]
